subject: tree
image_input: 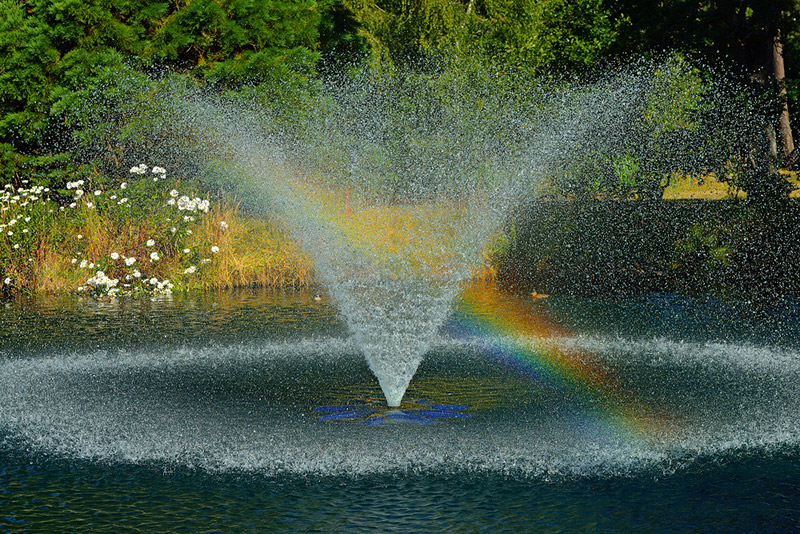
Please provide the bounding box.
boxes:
[606,0,800,202]
[0,0,336,187]
[342,0,623,72]
[476,0,623,71]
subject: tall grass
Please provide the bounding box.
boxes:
[0,165,314,297]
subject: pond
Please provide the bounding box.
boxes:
[1,285,799,532]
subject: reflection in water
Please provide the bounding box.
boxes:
[0,288,344,356]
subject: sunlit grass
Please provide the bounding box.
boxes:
[662,174,744,200]
[663,171,800,200]
[192,204,313,289]
[0,165,313,297]
[287,178,494,280]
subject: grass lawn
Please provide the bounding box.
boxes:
[662,171,800,199]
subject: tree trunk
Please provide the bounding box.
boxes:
[772,29,794,157]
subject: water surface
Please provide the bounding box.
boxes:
[1,288,798,532]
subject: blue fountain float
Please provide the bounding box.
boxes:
[314,399,472,426]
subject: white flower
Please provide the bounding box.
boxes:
[146,239,155,247]
[110,195,117,200]
[3,277,10,285]
[183,248,190,254]
[211,246,219,254]
[170,227,177,233]
[77,234,83,240]
[183,266,196,274]
[220,221,228,230]
[13,243,19,249]
[177,196,192,211]
[167,198,176,206]
[80,259,88,268]
[125,256,136,266]
[6,231,11,236]
[24,217,30,222]
[130,164,147,175]
[69,202,76,208]
[132,269,141,278]
[170,189,178,197]
[120,182,127,189]
[149,277,158,285]
[94,190,102,196]
[152,166,166,174]
[150,251,160,261]
[87,202,94,209]
[71,258,77,264]
[22,229,28,233]
[110,252,119,260]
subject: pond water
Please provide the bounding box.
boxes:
[1,286,799,532]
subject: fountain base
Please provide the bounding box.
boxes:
[314,400,472,425]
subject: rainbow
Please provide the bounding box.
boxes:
[451,282,667,440]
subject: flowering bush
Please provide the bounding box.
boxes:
[0,180,59,292]
[1,164,227,298]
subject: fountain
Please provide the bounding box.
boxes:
[139,57,725,407]
[1,56,800,532]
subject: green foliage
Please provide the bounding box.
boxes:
[343,0,472,67]
[150,0,324,84]
[344,0,622,72]
[606,0,800,202]
[477,0,623,70]
[0,0,331,170]
[645,55,708,136]
[541,54,718,200]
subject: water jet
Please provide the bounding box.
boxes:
[160,58,728,407]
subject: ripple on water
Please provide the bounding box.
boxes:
[1,335,799,480]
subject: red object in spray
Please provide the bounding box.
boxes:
[345,187,350,216]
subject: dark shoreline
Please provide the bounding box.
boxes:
[496,199,800,299]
